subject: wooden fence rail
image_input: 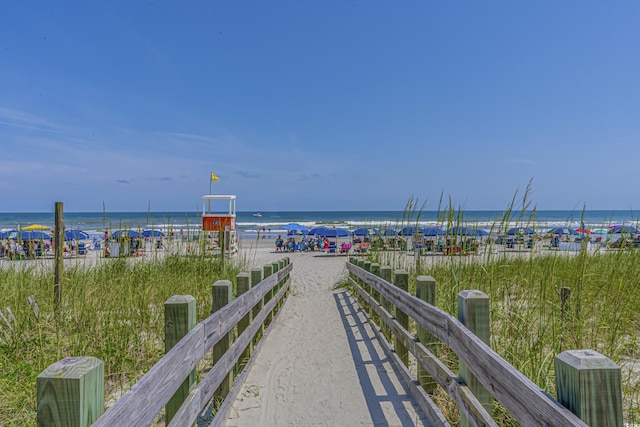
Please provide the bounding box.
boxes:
[346,258,623,427]
[36,258,292,427]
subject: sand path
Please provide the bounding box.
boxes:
[226,248,427,426]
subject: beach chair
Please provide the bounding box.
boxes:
[77,242,87,256]
[328,241,337,254]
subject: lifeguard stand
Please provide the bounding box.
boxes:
[202,195,237,253]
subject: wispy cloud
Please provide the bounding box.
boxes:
[0,107,59,133]
[116,179,131,184]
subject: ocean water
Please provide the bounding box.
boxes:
[0,210,638,239]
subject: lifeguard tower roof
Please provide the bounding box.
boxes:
[202,194,236,232]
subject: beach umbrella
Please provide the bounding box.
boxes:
[16,231,51,241]
[593,229,608,235]
[447,226,478,236]
[352,228,378,236]
[547,227,579,235]
[282,223,308,232]
[380,228,398,236]
[307,227,349,237]
[476,229,490,236]
[423,227,445,236]
[142,229,165,238]
[65,229,90,241]
[506,227,535,235]
[608,225,640,234]
[111,229,142,239]
[0,230,17,239]
[575,228,593,234]
[399,226,425,236]
[22,223,51,231]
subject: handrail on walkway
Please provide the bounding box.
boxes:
[36,258,293,427]
[346,257,623,427]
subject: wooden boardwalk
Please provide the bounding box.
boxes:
[226,252,429,426]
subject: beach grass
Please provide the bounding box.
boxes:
[0,253,242,426]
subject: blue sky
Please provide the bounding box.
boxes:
[2,1,639,213]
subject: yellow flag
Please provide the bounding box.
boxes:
[211,172,220,182]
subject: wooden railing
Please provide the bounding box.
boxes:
[346,257,623,427]
[36,257,292,427]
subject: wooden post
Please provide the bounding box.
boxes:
[393,270,409,367]
[379,266,393,342]
[555,350,622,426]
[212,280,233,401]
[53,202,64,311]
[263,264,274,325]
[219,231,225,268]
[164,295,196,425]
[416,276,437,393]
[458,290,492,426]
[37,356,104,427]
[236,273,252,372]
[250,268,263,339]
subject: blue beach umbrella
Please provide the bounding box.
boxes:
[399,226,425,236]
[16,231,52,241]
[65,229,90,241]
[380,228,398,236]
[307,227,349,237]
[506,227,535,235]
[423,227,445,236]
[112,229,142,239]
[547,227,579,235]
[142,229,165,238]
[608,225,640,234]
[282,223,308,232]
[352,228,378,237]
[476,229,490,236]
[447,226,478,236]
[0,230,17,239]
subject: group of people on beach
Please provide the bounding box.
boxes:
[0,238,81,260]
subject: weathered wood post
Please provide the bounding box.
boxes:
[236,272,252,372]
[251,268,263,345]
[37,356,104,427]
[458,290,493,426]
[212,280,233,401]
[415,276,438,393]
[53,202,64,311]
[363,261,373,317]
[555,350,622,426]
[370,263,381,312]
[379,266,393,341]
[164,295,196,425]
[263,264,274,325]
[393,270,409,366]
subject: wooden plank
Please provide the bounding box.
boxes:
[236,272,252,373]
[37,356,104,427]
[555,350,623,426]
[164,295,197,425]
[458,290,493,427]
[393,270,409,367]
[212,281,233,401]
[93,324,205,426]
[350,277,495,427]
[415,276,438,394]
[346,263,587,426]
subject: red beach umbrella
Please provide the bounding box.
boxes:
[575,228,593,234]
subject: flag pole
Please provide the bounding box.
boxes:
[209,171,212,195]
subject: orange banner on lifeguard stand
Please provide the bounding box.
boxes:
[202,215,235,232]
